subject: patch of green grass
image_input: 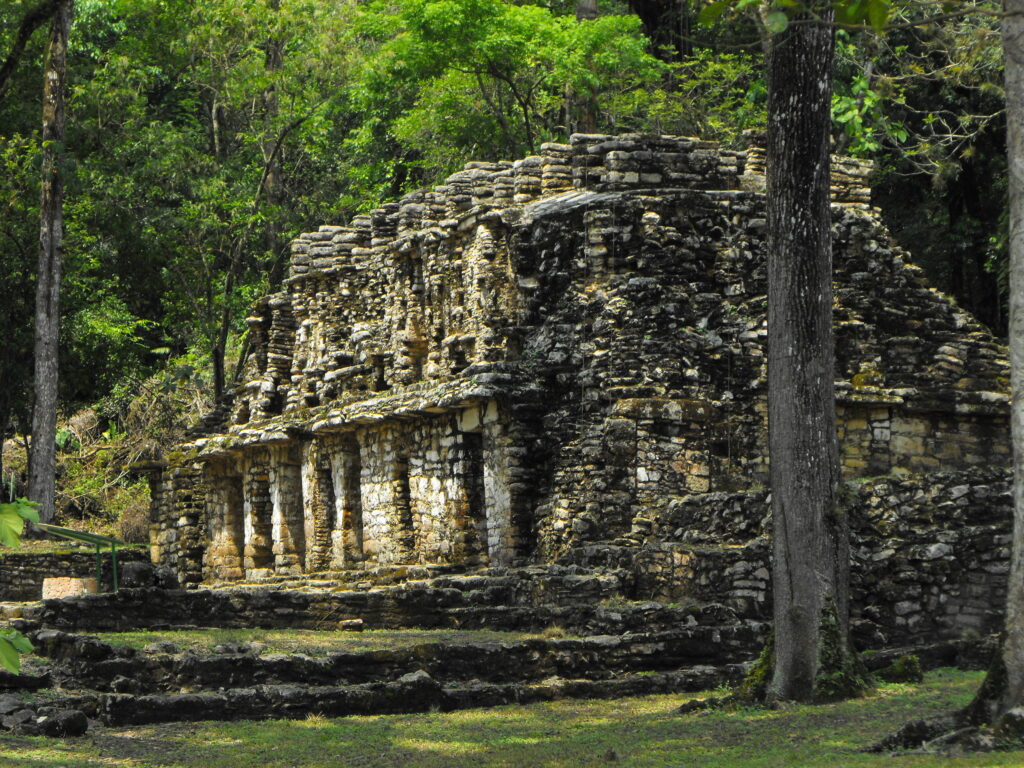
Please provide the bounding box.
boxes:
[95,627,559,655]
[2,669,1023,767]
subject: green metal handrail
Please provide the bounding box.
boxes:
[35,524,126,592]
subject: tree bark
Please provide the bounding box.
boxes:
[765,2,857,703]
[27,0,72,525]
[999,0,1024,720]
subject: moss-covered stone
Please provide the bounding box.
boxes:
[875,654,923,684]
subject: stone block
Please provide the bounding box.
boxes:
[42,577,98,600]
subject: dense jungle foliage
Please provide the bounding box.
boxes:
[0,0,1006,533]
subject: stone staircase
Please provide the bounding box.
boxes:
[9,617,760,727]
[10,565,699,635]
[0,562,772,731]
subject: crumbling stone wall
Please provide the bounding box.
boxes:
[0,550,148,602]
[144,134,1011,615]
[564,467,1010,647]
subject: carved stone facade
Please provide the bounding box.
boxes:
[145,134,1010,596]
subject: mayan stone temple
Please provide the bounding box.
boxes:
[141,133,1012,644]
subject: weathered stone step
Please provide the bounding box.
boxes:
[209,563,467,591]
[29,625,764,696]
[0,602,30,621]
[209,564,626,606]
[17,565,659,634]
[16,581,743,637]
[88,663,749,726]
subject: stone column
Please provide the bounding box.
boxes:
[269,443,306,574]
[301,439,334,572]
[203,456,246,581]
[453,416,488,566]
[480,402,515,566]
[243,448,275,576]
[457,400,514,566]
[326,433,364,569]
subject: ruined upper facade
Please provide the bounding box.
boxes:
[145,133,1011,591]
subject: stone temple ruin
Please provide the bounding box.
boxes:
[141,133,1012,645]
[1,134,1013,734]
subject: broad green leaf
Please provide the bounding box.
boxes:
[867,0,890,32]
[11,499,39,524]
[0,499,38,547]
[0,629,33,655]
[0,508,25,548]
[835,0,867,26]
[765,10,789,34]
[698,0,731,27]
[0,636,20,674]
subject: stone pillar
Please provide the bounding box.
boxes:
[481,402,515,566]
[301,440,335,572]
[326,433,364,569]
[171,465,207,586]
[457,400,514,566]
[203,456,246,581]
[456,427,488,567]
[359,423,423,565]
[243,448,274,576]
[392,451,418,563]
[269,443,306,574]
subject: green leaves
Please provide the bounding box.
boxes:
[699,0,892,33]
[764,10,790,34]
[835,0,891,31]
[361,0,666,169]
[698,0,731,27]
[0,499,39,548]
[698,0,761,28]
[0,628,33,674]
[0,499,38,672]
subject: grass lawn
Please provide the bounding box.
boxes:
[3,669,1023,767]
[94,627,564,655]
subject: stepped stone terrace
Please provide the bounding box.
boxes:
[142,133,1011,641]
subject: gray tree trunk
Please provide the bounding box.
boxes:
[27,0,72,525]
[999,0,1024,718]
[765,2,856,702]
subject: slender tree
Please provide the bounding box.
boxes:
[27,0,72,524]
[694,0,896,705]
[764,0,864,702]
[1000,0,1024,721]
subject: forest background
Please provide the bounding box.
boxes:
[0,0,1006,540]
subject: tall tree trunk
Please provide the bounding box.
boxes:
[998,0,1024,720]
[27,0,71,525]
[0,406,8,504]
[765,2,860,703]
